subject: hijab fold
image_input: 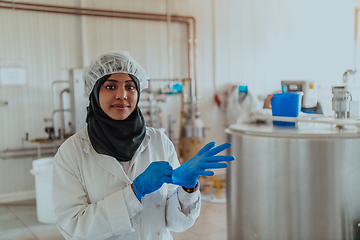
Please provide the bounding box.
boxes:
[86,74,146,162]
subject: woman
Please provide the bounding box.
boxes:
[52,51,234,240]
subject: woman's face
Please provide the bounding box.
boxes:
[99,73,138,120]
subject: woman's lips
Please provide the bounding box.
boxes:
[112,104,129,110]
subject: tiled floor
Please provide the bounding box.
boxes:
[0,189,227,240]
[0,200,64,240]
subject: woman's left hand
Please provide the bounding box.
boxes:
[172,142,234,187]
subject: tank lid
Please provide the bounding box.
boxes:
[226,123,360,139]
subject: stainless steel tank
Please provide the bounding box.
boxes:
[226,123,360,240]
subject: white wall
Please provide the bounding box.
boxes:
[0,0,354,196]
[0,0,83,195]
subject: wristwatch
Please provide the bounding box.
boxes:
[182,182,199,193]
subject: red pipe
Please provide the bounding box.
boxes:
[0,5,179,22]
[0,0,194,20]
[0,0,197,97]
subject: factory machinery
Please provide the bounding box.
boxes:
[252,75,360,130]
[0,69,86,160]
[141,77,207,164]
[226,71,360,240]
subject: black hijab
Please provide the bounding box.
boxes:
[86,74,146,162]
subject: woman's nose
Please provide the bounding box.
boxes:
[115,88,127,100]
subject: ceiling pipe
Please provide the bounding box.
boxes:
[355,8,359,69]
[0,0,194,19]
[0,0,198,98]
[166,0,173,81]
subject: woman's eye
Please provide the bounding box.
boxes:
[126,85,135,90]
[105,85,115,90]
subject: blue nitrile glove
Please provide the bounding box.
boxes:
[172,142,235,187]
[132,161,173,200]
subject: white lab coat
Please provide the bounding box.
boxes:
[52,126,201,240]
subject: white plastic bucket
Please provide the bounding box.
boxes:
[30,157,55,224]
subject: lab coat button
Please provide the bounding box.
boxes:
[83,145,90,153]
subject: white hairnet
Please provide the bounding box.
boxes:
[83,51,149,96]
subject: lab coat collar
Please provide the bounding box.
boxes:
[78,126,151,182]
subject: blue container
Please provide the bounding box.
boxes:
[238,85,248,94]
[271,92,303,126]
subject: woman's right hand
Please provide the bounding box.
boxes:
[132,161,173,200]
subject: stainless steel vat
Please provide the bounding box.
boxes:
[226,123,360,240]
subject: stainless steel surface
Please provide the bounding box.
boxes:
[226,124,360,240]
[228,122,360,138]
[332,86,350,118]
[181,117,205,138]
[349,101,359,118]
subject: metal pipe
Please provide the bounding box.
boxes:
[148,78,182,82]
[0,0,198,98]
[168,115,174,142]
[0,0,195,19]
[51,80,70,137]
[355,8,359,69]
[192,18,198,98]
[212,0,217,93]
[0,5,177,22]
[1,149,57,159]
[51,80,69,113]
[68,70,76,134]
[47,109,71,134]
[149,93,154,127]
[166,0,173,81]
[0,145,60,159]
[52,108,71,116]
[187,22,193,97]
[52,80,69,86]
[59,88,70,141]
